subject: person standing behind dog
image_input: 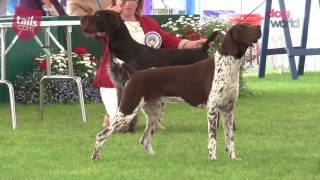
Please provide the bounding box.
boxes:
[66,0,112,16]
[98,0,208,129]
[66,0,117,129]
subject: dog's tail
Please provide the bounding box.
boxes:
[201,31,219,52]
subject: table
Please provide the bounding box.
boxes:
[0,16,87,129]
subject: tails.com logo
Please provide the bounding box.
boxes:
[12,7,42,41]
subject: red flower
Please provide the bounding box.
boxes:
[74,47,88,55]
[90,56,98,63]
[39,59,47,71]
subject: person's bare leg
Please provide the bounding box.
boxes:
[102,114,110,128]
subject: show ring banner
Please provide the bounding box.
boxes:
[12,7,42,41]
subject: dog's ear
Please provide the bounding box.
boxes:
[103,11,121,35]
[219,31,238,56]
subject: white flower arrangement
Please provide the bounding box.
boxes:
[161,15,231,42]
[161,15,203,40]
[34,47,97,79]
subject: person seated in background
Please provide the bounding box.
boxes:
[66,0,112,16]
[19,0,66,16]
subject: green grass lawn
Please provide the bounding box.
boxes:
[0,72,320,179]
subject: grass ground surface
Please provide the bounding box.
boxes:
[0,72,320,179]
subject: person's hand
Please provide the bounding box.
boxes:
[105,5,122,13]
[185,38,208,49]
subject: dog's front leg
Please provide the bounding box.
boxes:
[207,104,219,160]
[221,110,238,160]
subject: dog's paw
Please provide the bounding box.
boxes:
[91,152,100,161]
[231,156,241,161]
[141,144,155,155]
[157,122,167,130]
[208,155,217,161]
[146,148,155,155]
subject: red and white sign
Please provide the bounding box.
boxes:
[12,7,42,41]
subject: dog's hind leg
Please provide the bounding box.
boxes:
[140,100,164,155]
[92,126,116,161]
[117,84,138,133]
[207,104,219,160]
[92,100,144,160]
[221,109,238,160]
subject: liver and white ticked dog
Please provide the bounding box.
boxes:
[91,23,261,161]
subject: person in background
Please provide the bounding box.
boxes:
[98,0,207,130]
[19,0,66,16]
[66,0,112,16]
[0,0,6,16]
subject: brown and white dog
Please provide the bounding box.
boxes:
[91,23,261,161]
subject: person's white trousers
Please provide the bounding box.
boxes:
[100,87,118,122]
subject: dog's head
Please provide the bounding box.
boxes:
[80,10,121,36]
[219,23,261,58]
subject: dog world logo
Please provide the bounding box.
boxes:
[12,7,42,41]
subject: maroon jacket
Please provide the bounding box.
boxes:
[93,15,181,88]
